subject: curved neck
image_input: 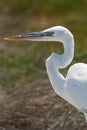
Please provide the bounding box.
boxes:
[46,59,66,99]
[54,34,74,68]
[62,36,74,68]
[46,32,74,100]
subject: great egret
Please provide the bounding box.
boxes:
[3,26,87,122]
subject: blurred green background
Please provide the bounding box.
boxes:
[0,0,87,129]
[0,0,87,87]
[0,0,87,15]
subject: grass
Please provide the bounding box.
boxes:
[0,1,87,129]
[0,11,87,87]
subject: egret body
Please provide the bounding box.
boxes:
[4,26,87,122]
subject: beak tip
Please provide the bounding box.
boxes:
[3,38,8,40]
[3,37,18,41]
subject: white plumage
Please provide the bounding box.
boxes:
[4,26,87,122]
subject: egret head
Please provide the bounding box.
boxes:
[4,26,73,43]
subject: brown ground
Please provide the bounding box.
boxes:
[0,79,87,130]
[0,14,87,130]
